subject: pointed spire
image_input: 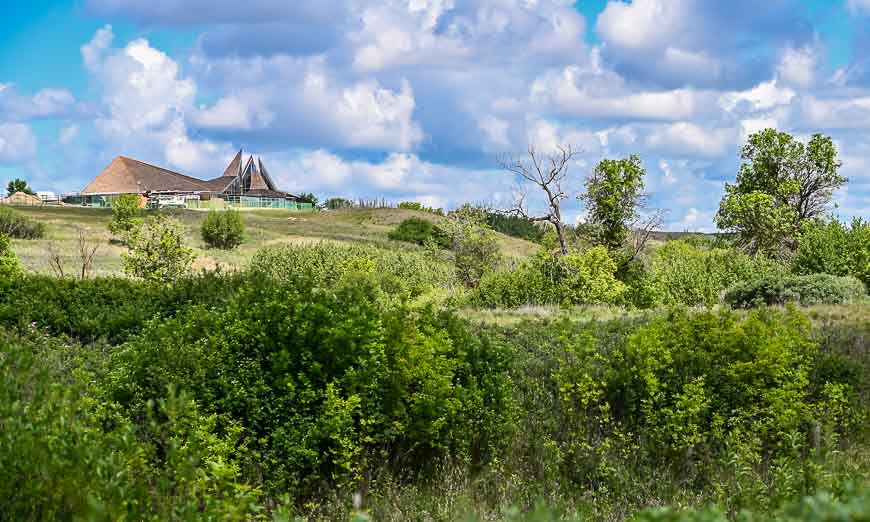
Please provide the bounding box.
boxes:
[221,149,243,178]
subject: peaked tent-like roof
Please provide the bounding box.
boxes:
[82,156,213,194]
[0,191,43,206]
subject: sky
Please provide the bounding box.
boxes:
[1,0,870,231]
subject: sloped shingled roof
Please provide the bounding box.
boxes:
[82,156,213,194]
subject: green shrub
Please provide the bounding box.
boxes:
[107,193,142,239]
[485,213,547,243]
[649,240,782,307]
[388,217,449,247]
[201,209,245,249]
[0,206,45,239]
[471,247,626,308]
[104,273,514,497]
[123,215,195,283]
[725,273,866,308]
[793,218,870,290]
[0,233,21,279]
[250,242,457,298]
[398,201,444,215]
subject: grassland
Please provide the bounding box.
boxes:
[8,205,540,277]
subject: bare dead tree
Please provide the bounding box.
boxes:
[627,209,667,264]
[46,243,66,278]
[76,227,101,280]
[499,144,579,256]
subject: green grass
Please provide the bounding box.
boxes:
[8,205,540,277]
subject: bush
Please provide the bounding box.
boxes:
[398,201,444,215]
[250,242,457,299]
[104,273,514,497]
[0,234,21,279]
[201,209,245,249]
[650,240,782,307]
[0,206,45,239]
[725,273,866,308]
[486,212,547,243]
[107,193,142,239]
[471,247,626,308]
[388,217,449,247]
[123,215,195,283]
[793,218,870,289]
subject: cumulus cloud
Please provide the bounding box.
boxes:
[0,123,38,165]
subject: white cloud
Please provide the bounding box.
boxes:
[59,125,80,145]
[0,123,38,165]
[644,123,736,158]
[777,45,820,88]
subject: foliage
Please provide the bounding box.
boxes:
[725,273,866,308]
[398,201,445,215]
[0,206,46,239]
[107,193,142,239]
[201,209,245,249]
[5,177,35,196]
[298,192,319,206]
[793,217,870,289]
[486,212,547,243]
[649,240,782,307]
[0,233,22,279]
[122,215,195,284]
[388,217,449,248]
[104,273,514,497]
[716,129,846,257]
[324,197,355,209]
[580,155,647,253]
[471,247,626,308]
[443,205,503,288]
[250,242,458,298]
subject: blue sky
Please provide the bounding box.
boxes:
[1,0,869,230]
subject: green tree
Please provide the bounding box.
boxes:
[299,192,319,207]
[6,178,35,196]
[443,205,502,288]
[108,194,143,240]
[201,210,245,249]
[716,129,846,257]
[580,155,659,263]
[0,233,22,279]
[122,216,195,284]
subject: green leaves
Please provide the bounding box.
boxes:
[201,209,245,249]
[582,155,647,254]
[122,215,196,284]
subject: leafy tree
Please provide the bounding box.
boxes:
[122,216,195,284]
[298,192,319,207]
[108,194,143,240]
[0,234,22,279]
[324,197,354,210]
[201,210,245,249]
[443,205,502,288]
[792,217,870,288]
[5,178,35,196]
[580,155,660,262]
[388,217,449,248]
[716,129,846,257]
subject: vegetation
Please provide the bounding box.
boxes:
[5,177,35,196]
[122,215,195,283]
[486,212,547,243]
[201,209,245,249]
[793,217,870,288]
[580,155,649,256]
[0,233,22,278]
[388,217,449,247]
[725,273,866,308]
[0,206,45,239]
[398,200,445,215]
[107,193,142,240]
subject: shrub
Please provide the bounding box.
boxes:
[471,247,626,308]
[649,240,782,307]
[388,217,449,247]
[107,193,142,239]
[201,209,245,249]
[486,212,547,243]
[725,273,866,308]
[122,215,195,284]
[250,242,457,298]
[398,201,445,215]
[104,273,514,497]
[324,197,354,209]
[793,217,870,289]
[0,206,45,239]
[0,233,22,279]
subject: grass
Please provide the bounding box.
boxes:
[7,205,540,277]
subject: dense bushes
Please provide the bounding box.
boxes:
[388,217,449,247]
[104,272,514,497]
[486,212,547,243]
[649,239,781,307]
[123,215,195,283]
[793,218,870,289]
[0,234,21,278]
[471,247,626,308]
[250,242,457,298]
[0,206,45,239]
[201,209,245,249]
[725,273,866,308]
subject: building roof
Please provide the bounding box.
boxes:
[82,156,213,195]
[1,191,43,206]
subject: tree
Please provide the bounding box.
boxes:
[716,129,846,257]
[299,192,319,207]
[579,155,662,263]
[442,205,502,288]
[108,194,143,241]
[6,178,35,196]
[0,233,22,279]
[122,216,195,284]
[499,144,578,256]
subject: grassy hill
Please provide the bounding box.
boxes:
[9,206,540,276]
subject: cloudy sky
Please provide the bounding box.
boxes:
[2,0,869,230]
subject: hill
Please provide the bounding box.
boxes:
[8,206,541,276]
